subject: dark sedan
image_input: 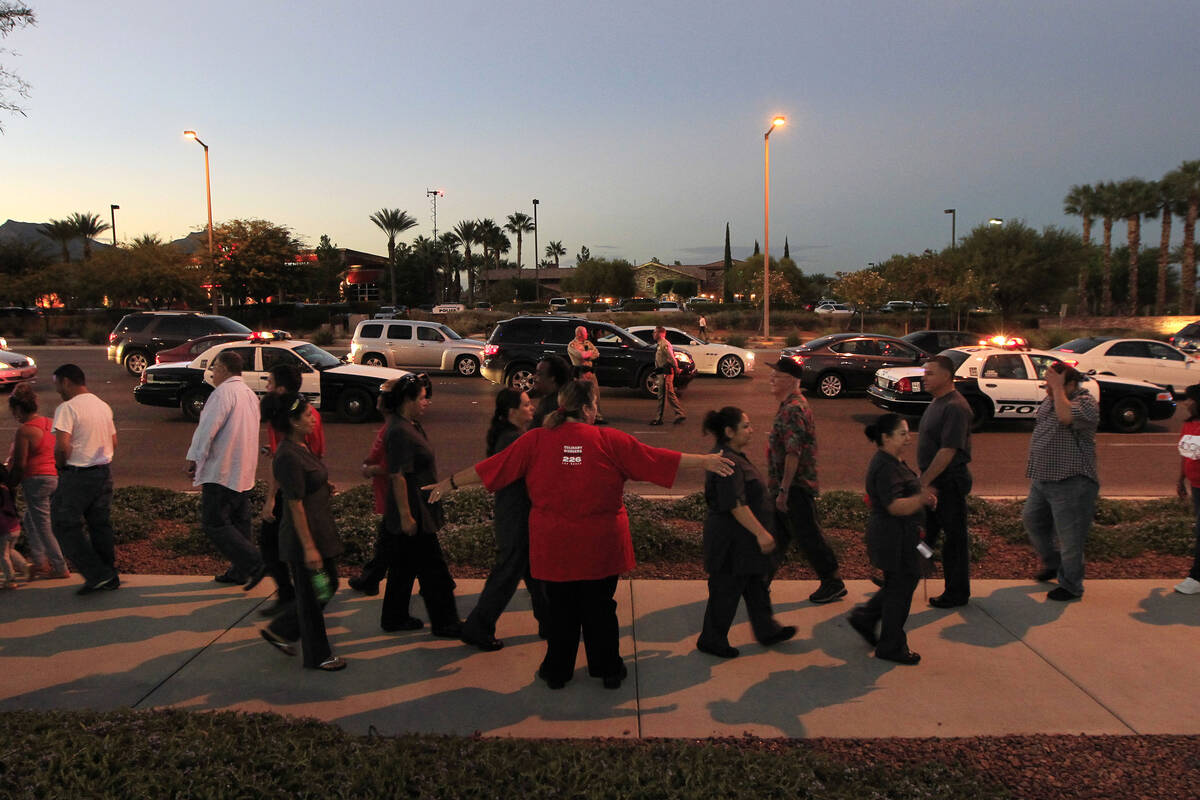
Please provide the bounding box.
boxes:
[780,333,930,398]
[901,330,979,354]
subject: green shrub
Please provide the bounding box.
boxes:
[110,507,155,543]
[817,490,869,529]
[439,522,500,565]
[666,493,707,522]
[162,526,219,557]
[309,328,335,346]
[26,331,47,346]
[113,486,198,521]
[784,332,802,348]
[724,333,748,348]
[631,517,702,562]
[443,487,494,525]
[83,324,109,345]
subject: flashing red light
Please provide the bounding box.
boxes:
[109,332,118,344]
[483,344,499,357]
[1061,359,1078,367]
[898,377,913,393]
[248,331,277,342]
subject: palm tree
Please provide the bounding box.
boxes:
[438,232,460,301]
[368,208,418,306]
[1167,161,1200,315]
[1093,181,1119,315]
[474,218,503,298]
[545,240,566,268]
[38,218,76,263]
[504,212,535,269]
[1112,178,1158,314]
[451,219,479,302]
[1063,183,1098,313]
[67,212,111,260]
[1149,177,1183,314]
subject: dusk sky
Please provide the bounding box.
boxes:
[2,1,1198,274]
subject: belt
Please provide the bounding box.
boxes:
[61,463,110,472]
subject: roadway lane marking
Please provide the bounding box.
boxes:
[1109,442,1179,447]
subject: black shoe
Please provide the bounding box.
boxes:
[316,655,347,671]
[257,597,291,617]
[648,419,663,426]
[876,648,921,665]
[1047,587,1081,602]
[673,416,687,425]
[431,622,463,638]
[929,594,969,609]
[213,571,242,584]
[1035,567,1058,583]
[461,632,504,652]
[696,639,740,658]
[848,614,879,646]
[602,662,628,690]
[348,575,379,596]
[242,564,267,592]
[381,616,424,632]
[809,580,847,604]
[759,625,797,646]
[260,628,296,656]
[536,668,568,690]
[76,575,119,595]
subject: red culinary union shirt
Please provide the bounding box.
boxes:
[266,409,326,459]
[365,422,390,514]
[474,421,682,582]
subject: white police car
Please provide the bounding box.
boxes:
[868,345,1175,433]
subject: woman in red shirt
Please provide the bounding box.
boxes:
[425,379,733,690]
[6,383,67,578]
[1174,383,1200,595]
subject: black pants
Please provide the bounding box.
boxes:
[50,465,117,586]
[540,576,621,683]
[851,568,920,657]
[1189,487,1200,581]
[268,555,338,668]
[199,483,261,580]
[259,490,295,602]
[354,527,394,590]
[462,521,548,640]
[773,486,839,580]
[925,469,972,600]
[380,524,460,630]
[698,573,782,648]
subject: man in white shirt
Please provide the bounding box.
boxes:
[49,364,119,595]
[186,349,264,588]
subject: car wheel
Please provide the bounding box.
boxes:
[362,353,387,367]
[1109,397,1148,434]
[181,389,208,422]
[816,371,844,398]
[505,365,536,393]
[967,396,992,432]
[339,387,374,423]
[642,368,660,398]
[123,350,149,376]
[717,354,744,379]
[455,354,480,377]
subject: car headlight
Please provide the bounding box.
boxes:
[0,362,10,370]
[676,352,693,363]
[746,351,755,361]
[0,337,7,349]
[26,356,34,367]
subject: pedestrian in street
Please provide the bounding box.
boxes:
[378,373,462,637]
[916,354,974,609]
[847,414,936,666]
[698,314,708,340]
[696,406,793,659]
[257,363,324,616]
[567,326,605,424]
[531,354,571,428]
[649,325,686,426]
[186,350,265,589]
[48,364,119,595]
[6,383,68,579]
[258,393,346,671]
[1024,363,1099,602]
[460,388,550,651]
[1174,383,1200,596]
[424,379,734,690]
[765,356,846,603]
[347,379,399,596]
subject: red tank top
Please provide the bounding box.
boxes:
[22,416,57,477]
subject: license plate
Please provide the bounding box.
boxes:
[911,381,921,392]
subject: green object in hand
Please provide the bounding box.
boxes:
[311,569,333,604]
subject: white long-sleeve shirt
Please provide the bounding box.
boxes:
[186,376,260,491]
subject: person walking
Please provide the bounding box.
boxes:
[0,467,28,588]
[1174,383,1200,595]
[48,364,119,595]
[258,393,346,671]
[649,325,686,426]
[1024,363,1099,602]
[378,373,462,637]
[186,350,265,589]
[531,354,571,428]
[696,406,793,659]
[847,414,936,666]
[424,379,733,690]
[460,389,550,650]
[257,363,324,615]
[567,326,605,424]
[6,383,68,579]
[916,354,974,609]
[766,357,846,603]
[698,315,708,340]
[348,379,399,596]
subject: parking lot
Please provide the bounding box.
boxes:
[1,345,1190,497]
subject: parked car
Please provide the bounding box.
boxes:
[346,319,486,376]
[548,298,569,313]
[0,348,36,388]
[474,302,493,310]
[107,311,252,376]
[153,330,292,365]
[613,298,659,312]
[868,345,1175,433]
[901,330,980,354]
[1168,321,1200,352]
[480,315,695,397]
[1053,337,1200,395]
[373,305,408,319]
[878,300,915,313]
[781,333,930,398]
[626,325,755,378]
[814,302,854,317]
[657,301,685,312]
[135,338,408,423]
[0,336,7,350]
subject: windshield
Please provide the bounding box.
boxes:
[293,343,342,369]
[1054,337,1104,353]
[437,324,462,340]
[941,349,971,371]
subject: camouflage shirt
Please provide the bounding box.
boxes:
[767,391,819,495]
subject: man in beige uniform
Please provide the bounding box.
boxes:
[650,325,686,425]
[567,326,605,424]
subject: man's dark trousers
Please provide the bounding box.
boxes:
[925,468,972,601]
[200,483,261,580]
[259,490,296,602]
[774,485,839,579]
[51,464,117,585]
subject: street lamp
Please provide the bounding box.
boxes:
[532,199,539,301]
[110,204,119,246]
[989,217,1004,226]
[763,114,785,339]
[944,208,956,249]
[183,130,217,313]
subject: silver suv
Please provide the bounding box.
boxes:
[347,319,486,376]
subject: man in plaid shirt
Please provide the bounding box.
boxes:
[1023,363,1099,601]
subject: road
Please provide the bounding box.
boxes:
[1,346,1187,497]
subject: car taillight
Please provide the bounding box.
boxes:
[1061,359,1078,367]
[898,377,912,392]
[108,333,118,344]
[1157,391,1173,402]
[139,371,147,384]
[789,354,805,365]
[483,344,499,357]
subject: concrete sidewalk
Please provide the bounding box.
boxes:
[1,577,1196,738]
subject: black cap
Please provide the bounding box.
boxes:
[769,355,805,379]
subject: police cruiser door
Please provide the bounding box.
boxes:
[976,353,1041,419]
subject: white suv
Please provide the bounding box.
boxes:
[347,319,486,376]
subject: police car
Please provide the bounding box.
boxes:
[868,345,1175,433]
[134,337,409,422]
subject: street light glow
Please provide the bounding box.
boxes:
[989,217,1004,225]
[183,130,196,139]
[771,116,786,127]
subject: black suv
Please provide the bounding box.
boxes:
[480,315,696,397]
[107,311,252,375]
[1169,321,1200,352]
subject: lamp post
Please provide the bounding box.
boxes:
[110,204,119,246]
[183,130,217,313]
[532,198,539,301]
[944,208,956,249]
[989,217,1004,226]
[763,115,785,339]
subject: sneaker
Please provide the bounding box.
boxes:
[1174,577,1200,595]
[758,625,797,646]
[316,655,347,672]
[809,580,847,604]
[76,575,119,595]
[1047,587,1081,602]
[260,628,297,656]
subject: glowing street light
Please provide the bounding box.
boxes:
[763,115,786,339]
[183,130,217,313]
[989,217,1004,226]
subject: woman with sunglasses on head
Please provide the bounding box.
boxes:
[424,379,734,690]
[379,373,462,637]
[259,393,346,671]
